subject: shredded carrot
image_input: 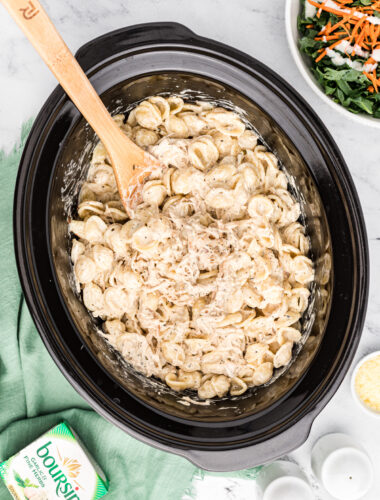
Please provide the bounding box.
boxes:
[355,25,367,49]
[307,0,352,18]
[364,71,372,80]
[368,85,375,93]
[326,14,353,36]
[373,69,379,92]
[350,17,366,45]
[341,23,351,37]
[369,23,375,45]
[315,49,327,62]
[306,24,315,28]
[318,21,331,36]
[315,34,342,40]
[329,37,350,49]
[364,71,378,93]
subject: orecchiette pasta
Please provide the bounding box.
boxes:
[70,95,314,400]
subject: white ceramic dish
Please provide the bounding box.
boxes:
[311,433,374,500]
[285,0,380,129]
[351,350,380,417]
[256,460,314,500]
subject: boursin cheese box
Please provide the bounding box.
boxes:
[0,422,108,500]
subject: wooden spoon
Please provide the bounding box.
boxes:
[1,0,162,212]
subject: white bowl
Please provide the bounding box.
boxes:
[285,0,380,129]
[256,460,314,500]
[351,350,380,417]
[311,433,374,500]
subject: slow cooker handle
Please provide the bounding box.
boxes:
[179,412,315,472]
[75,22,197,72]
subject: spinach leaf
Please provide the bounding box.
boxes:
[323,68,368,83]
[350,96,374,114]
[337,79,353,96]
[325,85,336,95]
[299,36,320,52]
[336,88,347,105]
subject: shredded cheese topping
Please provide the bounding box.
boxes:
[355,355,380,412]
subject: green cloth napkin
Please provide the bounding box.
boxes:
[0,122,261,500]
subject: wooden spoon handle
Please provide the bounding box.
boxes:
[1,0,128,151]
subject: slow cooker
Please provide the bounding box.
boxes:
[14,23,369,471]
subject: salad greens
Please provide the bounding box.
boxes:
[298,0,380,117]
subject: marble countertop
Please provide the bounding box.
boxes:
[1,1,379,499]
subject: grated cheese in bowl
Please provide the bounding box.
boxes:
[352,352,380,415]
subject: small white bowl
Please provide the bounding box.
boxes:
[257,460,314,500]
[285,0,380,129]
[311,433,373,500]
[351,350,380,417]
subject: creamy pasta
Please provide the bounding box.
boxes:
[69,95,314,399]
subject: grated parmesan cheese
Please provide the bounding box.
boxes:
[355,355,380,412]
